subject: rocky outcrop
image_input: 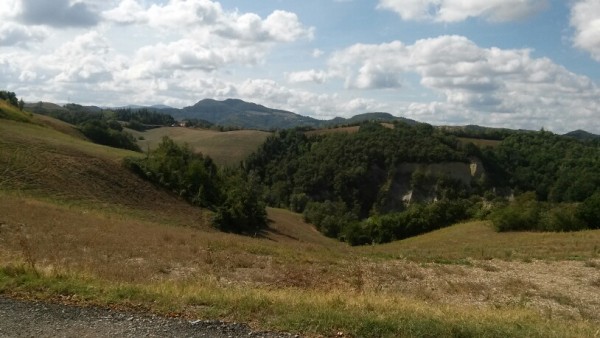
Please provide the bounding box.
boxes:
[378,158,485,208]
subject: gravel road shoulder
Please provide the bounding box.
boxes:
[0,297,298,338]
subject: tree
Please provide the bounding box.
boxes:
[213,173,267,234]
[18,98,24,111]
[577,191,600,229]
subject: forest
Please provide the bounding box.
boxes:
[243,122,600,244]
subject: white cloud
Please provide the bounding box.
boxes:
[322,35,600,132]
[6,0,101,28]
[287,70,328,84]
[101,0,146,25]
[570,0,600,62]
[103,0,313,43]
[312,49,325,58]
[377,0,548,22]
[0,22,47,47]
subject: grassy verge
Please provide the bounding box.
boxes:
[1,265,596,338]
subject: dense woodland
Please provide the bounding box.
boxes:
[244,122,600,244]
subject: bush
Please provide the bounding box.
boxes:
[490,193,540,232]
[212,174,267,234]
[80,120,140,151]
[539,204,586,232]
[577,191,600,229]
[490,192,591,232]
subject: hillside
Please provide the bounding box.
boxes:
[1,108,600,337]
[128,126,271,167]
[564,129,600,141]
[0,116,209,227]
[176,98,320,130]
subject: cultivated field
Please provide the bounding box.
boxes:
[128,127,271,167]
[1,112,599,337]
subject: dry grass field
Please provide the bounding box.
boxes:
[128,127,271,166]
[457,137,501,148]
[1,111,599,337]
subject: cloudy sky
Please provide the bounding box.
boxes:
[1,0,599,133]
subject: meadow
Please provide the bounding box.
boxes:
[0,108,599,337]
[128,126,271,167]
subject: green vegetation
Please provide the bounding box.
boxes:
[80,119,140,151]
[0,90,20,109]
[490,130,600,202]
[124,137,267,233]
[113,108,176,131]
[245,122,482,244]
[28,102,142,151]
[0,99,31,123]
[490,192,600,232]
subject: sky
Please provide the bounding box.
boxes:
[1,0,599,133]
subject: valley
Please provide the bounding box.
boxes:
[1,97,599,337]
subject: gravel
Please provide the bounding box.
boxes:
[0,297,300,338]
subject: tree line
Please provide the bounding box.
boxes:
[124,137,267,234]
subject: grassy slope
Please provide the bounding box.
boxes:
[129,127,271,167]
[365,221,600,261]
[1,114,599,337]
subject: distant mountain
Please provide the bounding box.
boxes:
[174,99,421,130]
[28,98,419,131]
[564,129,600,141]
[326,112,419,126]
[175,99,321,129]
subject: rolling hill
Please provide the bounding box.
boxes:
[128,126,271,167]
[1,100,600,337]
[176,98,321,129]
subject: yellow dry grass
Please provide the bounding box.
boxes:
[128,127,271,166]
[1,115,600,336]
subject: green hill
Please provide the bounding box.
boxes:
[1,108,600,337]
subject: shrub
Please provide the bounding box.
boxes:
[577,191,600,229]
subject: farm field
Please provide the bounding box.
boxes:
[128,127,271,167]
[1,111,599,337]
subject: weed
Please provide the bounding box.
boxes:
[584,260,600,269]
[15,224,38,276]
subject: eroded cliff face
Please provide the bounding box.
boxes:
[398,158,484,185]
[377,158,485,210]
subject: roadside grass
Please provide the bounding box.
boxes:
[1,266,597,338]
[1,195,600,336]
[128,127,271,166]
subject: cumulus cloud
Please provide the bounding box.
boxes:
[570,0,600,61]
[11,0,101,28]
[287,70,328,84]
[103,0,313,42]
[377,0,548,22]
[0,23,47,47]
[322,35,600,131]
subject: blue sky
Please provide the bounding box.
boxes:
[1,0,599,133]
